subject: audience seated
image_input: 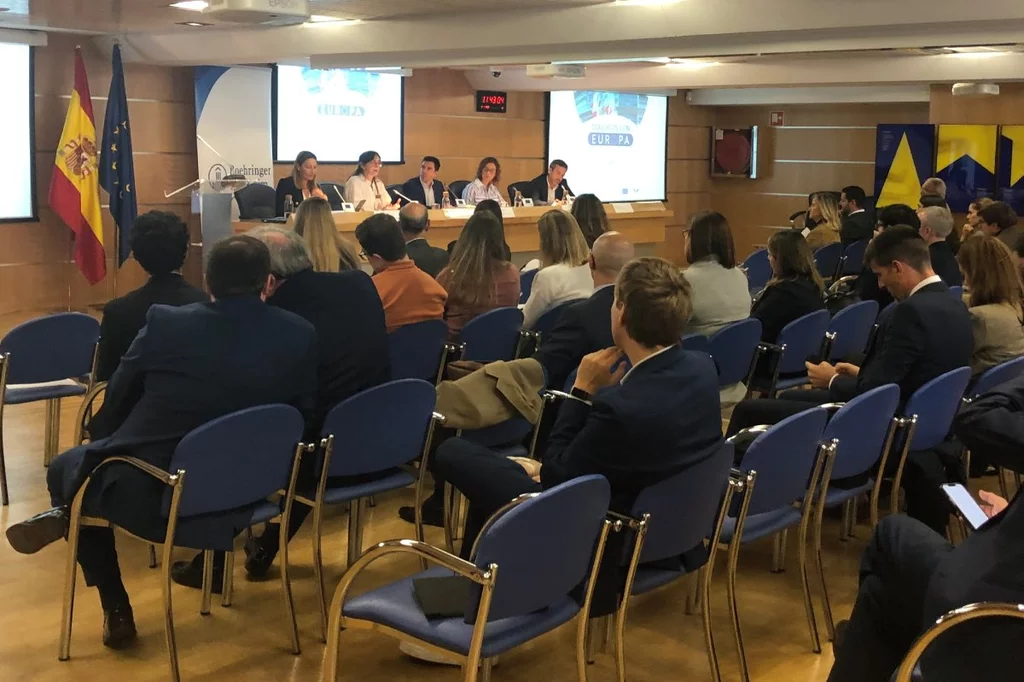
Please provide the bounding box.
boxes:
[521,210,594,329]
[355,213,447,332]
[448,199,512,260]
[570,193,610,247]
[432,257,724,613]
[804,192,842,249]
[978,201,1021,252]
[399,203,448,278]
[5,236,317,649]
[961,197,994,244]
[681,210,750,336]
[293,197,362,273]
[751,230,826,344]
[855,204,920,309]
[95,210,206,382]
[956,234,1024,376]
[436,212,520,340]
[917,205,963,286]
[920,176,947,199]
[827,376,1024,682]
[917,193,948,210]
[839,185,873,244]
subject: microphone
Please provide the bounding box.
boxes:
[332,185,345,206]
[392,189,416,205]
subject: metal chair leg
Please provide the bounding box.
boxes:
[771,529,788,573]
[798,517,822,654]
[200,549,214,615]
[346,498,364,568]
[815,504,836,642]
[686,567,702,615]
[0,423,8,506]
[149,543,158,569]
[479,658,493,682]
[701,556,723,682]
[725,539,750,682]
[221,551,234,607]
[278,510,300,655]
[312,501,328,642]
[585,616,600,664]
[848,497,859,538]
[840,500,852,541]
[58,504,83,661]
[44,398,61,467]
[160,539,182,682]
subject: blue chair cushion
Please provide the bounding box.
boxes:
[721,506,802,544]
[823,481,873,508]
[343,566,581,658]
[5,382,87,405]
[319,469,416,506]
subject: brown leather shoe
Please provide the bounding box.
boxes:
[5,507,68,554]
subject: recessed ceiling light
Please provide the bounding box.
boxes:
[615,0,683,6]
[170,1,208,11]
[177,21,212,27]
[665,58,720,70]
[304,16,361,27]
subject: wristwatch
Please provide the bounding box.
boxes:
[570,386,593,402]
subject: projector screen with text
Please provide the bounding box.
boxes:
[547,91,667,202]
[0,42,34,221]
[274,65,404,164]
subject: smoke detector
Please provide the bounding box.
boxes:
[951,82,1000,97]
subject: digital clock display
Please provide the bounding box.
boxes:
[475,90,508,114]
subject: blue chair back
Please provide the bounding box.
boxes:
[823,384,899,481]
[519,269,538,304]
[235,183,276,219]
[948,286,964,300]
[827,300,879,361]
[0,313,99,384]
[531,298,585,334]
[320,379,436,477]
[681,333,710,354]
[814,242,844,280]
[840,240,868,275]
[630,441,734,564]
[168,404,304,518]
[742,249,772,292]
[970,356,1024,398]
[460,307,524,363]
[736,408,827,516]
[467,475,610,622]
[776,309,830,374]
[388,319,448,381]
[449,180,471,201]
[902,367,972,451]
[708,318,762,386]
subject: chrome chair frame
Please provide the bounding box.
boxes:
[322,495,616,682]
[893,602,1024,682]
[296,411,446,643]
[0,353,9,505]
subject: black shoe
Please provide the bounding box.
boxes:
[171,554,223,593]
[103,605,138,650]
[398,504,444,527]
[6,507,68,554]
[243,535,276,580]
[833,619,849,650]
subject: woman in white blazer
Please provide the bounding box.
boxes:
[521,210,593,329]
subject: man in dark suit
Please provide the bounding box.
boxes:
[827,377,1024,682]
[95,210,207,381]
[6,236,317,650]
[398,155,446,208]
[433,257,724,559]
[399,203,449,278]
[241,226,390,577]
[918,206,963,286]
[840,185,874,244]
[525,159,574,205]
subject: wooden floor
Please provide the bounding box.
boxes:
[0,310,866,682]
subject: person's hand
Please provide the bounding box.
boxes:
[806,360,838,389]
[574,347,628,394]
[835,362,861,377]
[978,490,1008,518]
[311,186,328,200]
[509,457,542,482]
[961,224,973,241]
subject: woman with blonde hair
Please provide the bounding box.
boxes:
[293,197,362,273]
[521,210,593,328]
[956,234,1024,375]
[804,192,842,249]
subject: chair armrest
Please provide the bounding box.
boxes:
[818,402,846,412]
[541,389,591,407]
[726,424,770,444]
[85,455,180,487]
[828,275,859,295]
[74,381,108,445]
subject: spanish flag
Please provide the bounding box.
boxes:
[49,47,106,285]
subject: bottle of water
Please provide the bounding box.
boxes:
[441,190,451,209]
[514,189,524,208]
[283,195,294,218]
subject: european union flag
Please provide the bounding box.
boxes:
[99,44,137,266]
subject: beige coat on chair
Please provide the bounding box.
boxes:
[435,358,547,430]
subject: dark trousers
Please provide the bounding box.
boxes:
[725,389,832,437]
[827,515,952,682]
[431,437,541,559]
[47,446,167,611]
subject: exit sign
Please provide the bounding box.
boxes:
[770,111,785,127]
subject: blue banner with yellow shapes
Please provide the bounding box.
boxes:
[935,125,998,213]
[998,125,1024,213]
[874,124,935,209]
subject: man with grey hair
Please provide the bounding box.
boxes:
[241,225,391,579]
[917,206,963,286]
[921,177,947,199]
[399,203,448,277]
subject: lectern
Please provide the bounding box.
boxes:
[164,175,248,266]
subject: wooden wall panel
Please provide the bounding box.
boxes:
[930,83,1024,125]
[662,95,713,263]
[773,127,877,162]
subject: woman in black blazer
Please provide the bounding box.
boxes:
[275,150,327,216]
[752,230,826,344]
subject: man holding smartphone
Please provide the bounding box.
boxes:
[828,375,1024,682]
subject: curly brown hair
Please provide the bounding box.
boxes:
[956,233,1024,314]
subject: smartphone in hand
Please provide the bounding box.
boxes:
[942,483,989,530]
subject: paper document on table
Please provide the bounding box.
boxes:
[501,207,516,218]
[611,203,634,213]
[374,210,400,219]
[443,208,475,219]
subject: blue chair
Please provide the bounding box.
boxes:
[812,384,900,641]
[0,312,100,505]
[813,242,845,281]
[615,443,738,682]
[530,298,586,335]
[59,405,309,679]
[721,408,830,682]
[969,356,1024,398]
[948,285,964,300]
[388,319,449,382]
[681,332,711,354]
[519,268,538,304]
[882,367,973,520]
[448,179,472,202]
[322,476,613,682]
[825,300,879,362]
[294,379,443,641]
[839,240,868,275]
[756,309,830,395]
[708,319,762,388]
[319,182,345,210]
[458,307,524,363]
[742,249,772,294]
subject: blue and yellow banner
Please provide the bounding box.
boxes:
[874,124,935,209]
[936,125,997,213]
[997,125,1024,213]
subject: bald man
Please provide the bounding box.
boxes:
[399,202,448,278]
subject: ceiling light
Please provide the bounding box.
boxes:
[665,58,720,70]
[552,57,671,65]
[177,21,212,27]
[945,51,1009,59]
[615,0,683,6]
[170,1,208,11]
[304,17,361,27]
